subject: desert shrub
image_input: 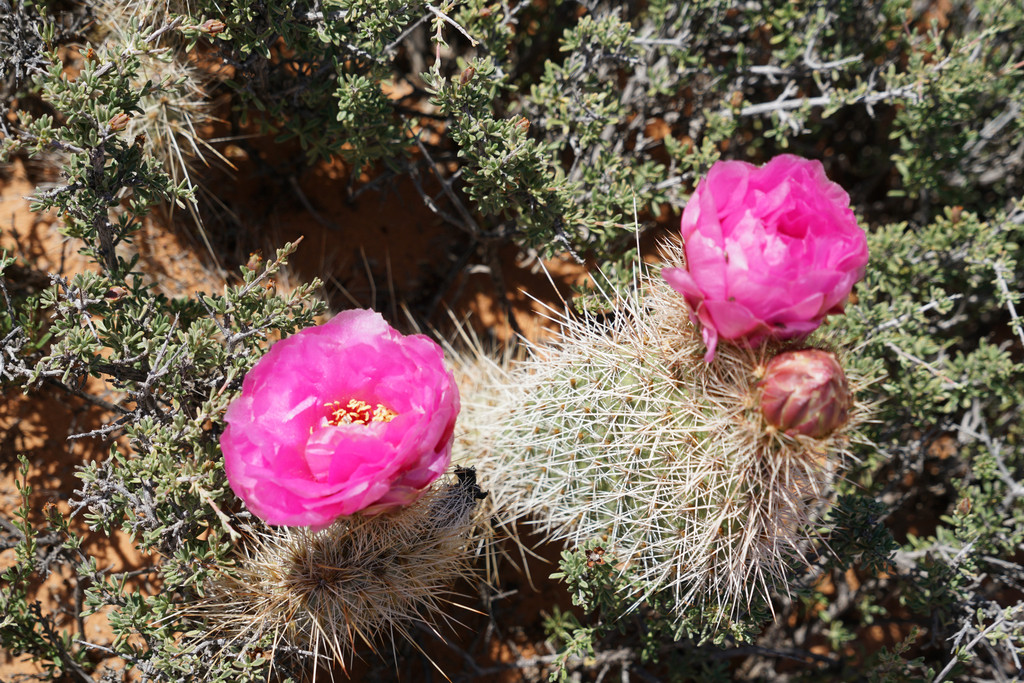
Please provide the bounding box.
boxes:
[175,1,1022,256]
[0,14,326,679]
[0,0,1022,681]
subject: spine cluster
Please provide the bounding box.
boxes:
[196,469,486,675]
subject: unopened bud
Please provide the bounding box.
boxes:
[245,251,263,271]
[459,66,475,86]
[104,286,129,302]
[108,113,131,132]
[200,19,227,35]
[515,116,530,133]
[42,501,62,525]
[956,497,972,516]
[758,349,851,439]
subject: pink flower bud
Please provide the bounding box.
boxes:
[758,349,851,439]
[245,251,264,271]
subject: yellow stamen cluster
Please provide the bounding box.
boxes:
[325,398,396,426]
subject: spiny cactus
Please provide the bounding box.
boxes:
[464,245,872,623]
[90,0,221,226]
[192,468,486,675]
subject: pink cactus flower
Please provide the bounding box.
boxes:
[663,155,869,362]
[221,309,460,529]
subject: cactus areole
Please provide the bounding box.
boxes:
[758,349,852,438]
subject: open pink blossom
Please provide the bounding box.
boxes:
[662,155,869,362]
[221,309,460,529]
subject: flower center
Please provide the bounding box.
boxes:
[324,398,396,426]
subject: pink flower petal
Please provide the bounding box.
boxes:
[662,155,869,361]
[701,298,763,339]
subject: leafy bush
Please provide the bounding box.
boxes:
[1,0,1023,680]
